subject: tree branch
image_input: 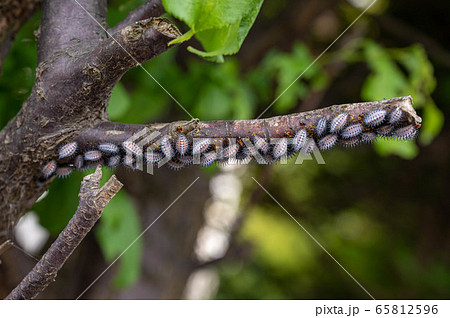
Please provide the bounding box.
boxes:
[40,96,422,177]
[38,0,107,63]
[5,166,123,300]
[110,0,165,34]
[0,9,180,239]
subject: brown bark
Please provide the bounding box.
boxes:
[0,0,179,240]
[6,166,122,299]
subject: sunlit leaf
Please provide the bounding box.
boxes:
[163,0,263,61]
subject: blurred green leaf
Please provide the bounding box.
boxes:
[163,0,263,61]
[241,207,315,273]
[374,139,419,159]
[33,174,84,235]
[108,82,132,121]
[419,102,444,145]
[361,41,408,101]
[95,190,143,289]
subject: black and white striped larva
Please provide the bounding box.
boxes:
[107,155,121,168]
[302,138,316,155]
[123,155,135,169]
[293,129,307,152]
[388,107,403,125]
[166,160,184,170]
[341,124,363,139]
[340,137,360,148]
[393,125,417,140]
[74,155,84,170]
[176,134,189,155]
[222,144,239,159]
[377,125,394,137]
[178,155,194,165]
[192,138,211,155]
[84,150,103,162]
[160,136,174,160]
[201,151,217,167]
[364,110,387,127]
[122,140,143,157]
[41,160,57,178]
[98,142,119,155]
[360,132,377,143]
[145,151,163,164]
[316,117,327,136]
[253,135,269,154]
[318,134,338,151]
[58,142,78,159]
[260,154,276,165]
[55,166,73,178]
[329,113,348,134]
[273,138,288,159]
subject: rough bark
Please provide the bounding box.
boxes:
[0,0,179,240]
[6,166,123,300]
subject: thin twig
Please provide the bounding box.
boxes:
[5,166,123,300]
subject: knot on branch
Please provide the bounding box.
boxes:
[122,17,181,43]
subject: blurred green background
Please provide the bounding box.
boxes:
[1,0,449,299]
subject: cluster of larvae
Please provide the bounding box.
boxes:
[40,107,418,179]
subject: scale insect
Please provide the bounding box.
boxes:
[329,113,348,134]
[58,142,78,159]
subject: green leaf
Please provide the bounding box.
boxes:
[361,41,408,101]
[33,174,85,235]
[419,102,444,146]
[163,0,264,61]
[374,139,419,160]
[95,191,143,289]
[108,82,131,121]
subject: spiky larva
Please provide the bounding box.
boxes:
[261,154,276,165]
[84,150,102,162]
[253,135,269,154]
[74,155,84,170]
[108,155,121,168]
[330,113,348,134]
[193,138,211,155]
[360,132,377,143]
[41,160,57,178]
[302,138,316,155]
[166,160,184,170]
[98,142,119,155]
[223,144,239,159]
[273,138,288,159]
[293,129,307,152]
[340,137,360,148]
[201,151,217,167]
[160,136,174,160]
[178,155,193,165]
[341,124,363,139]
[176,134,189,155]
[316,117,327,136]
[318,134,338,151]
[123,155,135,169]
[58,142,78,159]
[364,110,387,127]
[56,166,73,178]
[377,125,394,137]
[145,151,163,164]
[122,140,143,157]
[393,125,417,140]
[389,107,403,125]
